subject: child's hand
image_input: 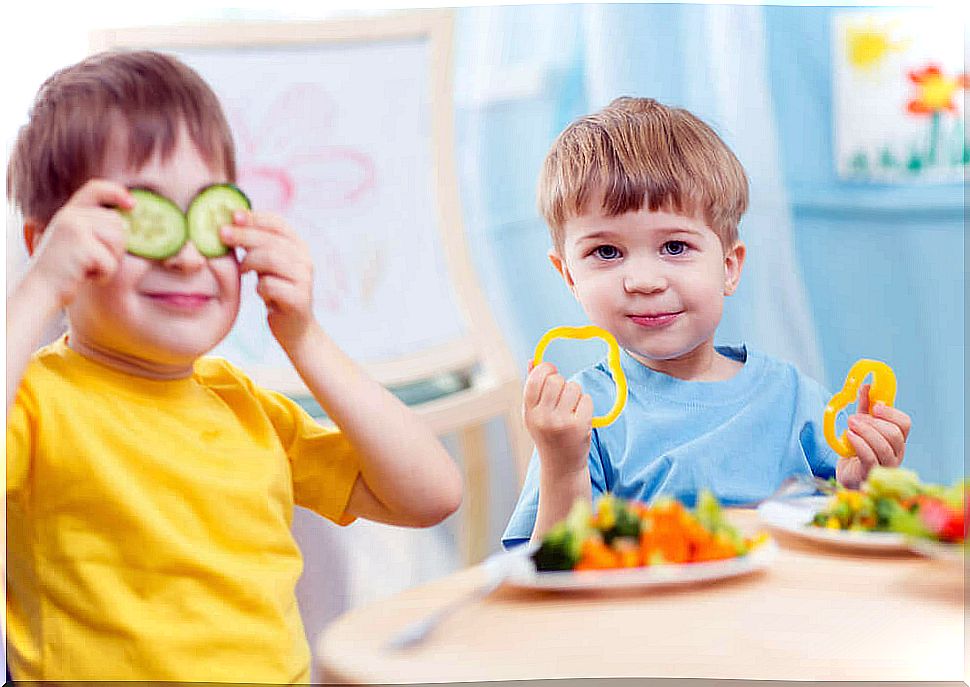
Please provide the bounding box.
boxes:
[25,180,133,309]
[836,382,912,489]
[523,361,594,474]
[220,210,314,346]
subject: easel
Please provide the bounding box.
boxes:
[91,10,533,565]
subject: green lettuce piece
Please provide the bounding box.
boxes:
[694,490,725,531]
[863,466,925,500]
[694,490,747,554]
[564,499,595,559]
[879,497,931,537]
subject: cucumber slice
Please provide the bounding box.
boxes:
[120,189,188,260]
[186,183,251,258]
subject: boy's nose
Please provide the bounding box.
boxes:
[623,267,667,294]
[162,240,207,271]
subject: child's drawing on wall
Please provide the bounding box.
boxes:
[833,9,967,183]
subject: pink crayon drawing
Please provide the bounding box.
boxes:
[227,83,380,312]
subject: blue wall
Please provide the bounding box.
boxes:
[765,6,964,482]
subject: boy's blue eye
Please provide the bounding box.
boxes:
[663,240,688,256]
[594,245,621,260]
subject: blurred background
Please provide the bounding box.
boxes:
[4,0,966,664]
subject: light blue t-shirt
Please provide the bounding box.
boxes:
[502,345,840,549]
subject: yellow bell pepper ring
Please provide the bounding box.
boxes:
[532,325,628,428]
[823,359,898,458]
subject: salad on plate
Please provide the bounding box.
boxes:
[809,467,966,548]
[500,492,775,591]
[758,466,966,556]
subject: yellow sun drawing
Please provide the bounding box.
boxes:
[845,17,910,71]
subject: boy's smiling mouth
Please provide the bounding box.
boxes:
[143,292,215,310]
[628,311,683,328]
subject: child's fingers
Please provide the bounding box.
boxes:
[536,372,566,410]
[220,224,274,251]
[848,414,895,464]
[845,431,878,472]
[82,239,123,283]
[255,274,295,308]
[854,413,905,459]
[522,362,556,407]
[72,179,135,210]
[238,244,311,280]
[871,403,912,440]
[558,381,583,414]
[856,383,871,415]
[575,394,594,425]
[235,209,291,236]
[93,208,130,247]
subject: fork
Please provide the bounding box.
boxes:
[384,547,533,652]
[742,473,838,507]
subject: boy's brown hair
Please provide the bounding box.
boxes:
[7,50,236,228]
[538,97,749,253]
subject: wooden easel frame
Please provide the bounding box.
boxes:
[91,10,532,564]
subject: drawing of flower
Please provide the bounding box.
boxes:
[904,63,968,168]
[226,84,379,313]
[906,64,968,115]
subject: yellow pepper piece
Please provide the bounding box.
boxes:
[823,359,897,458]
[532,325,628,428]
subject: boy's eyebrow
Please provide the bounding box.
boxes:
[575,226,705,242]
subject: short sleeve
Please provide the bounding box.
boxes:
[797,376,839,479]
[6,384,36,497]
[501,449,540,550]
[501,438,606,550]
[249,383,362,526]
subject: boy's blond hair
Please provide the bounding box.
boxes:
[538,97,748,254]
[7,50,236,228]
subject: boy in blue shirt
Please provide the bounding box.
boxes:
[503,97,912,548]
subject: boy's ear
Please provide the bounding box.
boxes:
[723,241,746,296]
[23,220,42,256]
[547,249,577,293]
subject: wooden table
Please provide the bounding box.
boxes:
[316,510,965,683]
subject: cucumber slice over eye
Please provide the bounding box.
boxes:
[120,189,188,260]
[187,183,252,258]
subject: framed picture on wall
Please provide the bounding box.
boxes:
[832,8,967,183]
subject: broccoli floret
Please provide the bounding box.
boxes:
[598,495,640,544]
[531,523,578,572]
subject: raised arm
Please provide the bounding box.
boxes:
[220,211,462,528]
[523,362,594,542]
[6,181,131,414]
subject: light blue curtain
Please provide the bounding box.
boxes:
[453,3,964,484]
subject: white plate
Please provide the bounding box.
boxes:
[907,537,965,564]
[756,496,909,552]
[500,539,777,591]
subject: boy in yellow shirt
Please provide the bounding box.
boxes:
[5,50,462,682]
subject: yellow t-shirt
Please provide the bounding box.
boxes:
[5,337,361,682]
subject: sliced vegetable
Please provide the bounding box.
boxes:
[120,189,188,259]
[186,183,251,258]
